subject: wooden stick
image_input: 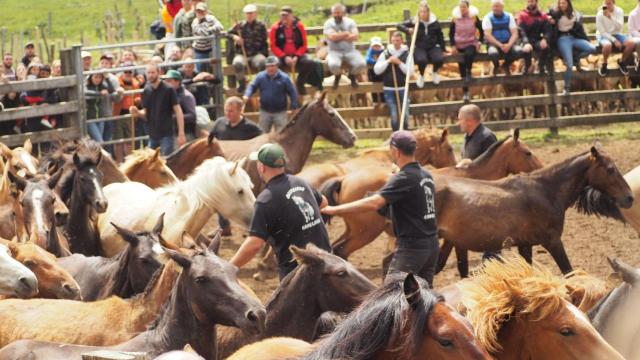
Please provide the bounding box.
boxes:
[130,114,136,150]
[398,6,421,130]
[390,63,402,129]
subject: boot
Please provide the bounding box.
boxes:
[332,73,342,89]
[348,74,358,88]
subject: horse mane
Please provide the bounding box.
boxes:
[131,262,167,305]
[565,269,611,311]
[166,138,198,162]
[459,256,569,354]
[305,275,441,360]
[469,136,511,166]
[529,151,589,178]
[280,102,311,132]
[575,186,626,222]
[119,148,159,174]
[100,244,135,298]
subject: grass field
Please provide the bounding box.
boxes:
[2,0,640,53]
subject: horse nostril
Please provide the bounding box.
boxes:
[246,310,258,323]
[18,276,37,293]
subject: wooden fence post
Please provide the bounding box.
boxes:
[546,75,559,136]
[60,45,86,135]
[0,28,6,57]
[212,36,225,119]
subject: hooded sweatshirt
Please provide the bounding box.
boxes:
[374,44,413,90]
[450,5,483,49]
[397,13,446,50]
[596,5,625,42]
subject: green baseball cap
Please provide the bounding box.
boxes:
[163,69,183,81]
[249,143,286,168]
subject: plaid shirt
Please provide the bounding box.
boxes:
[229,20,269,57]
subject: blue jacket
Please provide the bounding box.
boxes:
[244,70,299,113]
[365,47,384,65]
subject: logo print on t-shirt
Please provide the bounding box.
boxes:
[420,178,436,220]
[292,195,315,223]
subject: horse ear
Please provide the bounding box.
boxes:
[158,234,181,252]
[207,131,216,146]
[164,247,193,269]
[0,142,12,159]
[152,213,165,235]
[152,147,161,161]
[6,242,18,257]
[590,146,600,159]
[403,273,422,307]
[607,257,640,284]
[72,152,82,168]
[512,128,520,143]
[111,222,140,247]
[207,228,222,255]
[229,161,239,176]
[318,91,327,103]
[503,279,526,307]
[290,245,323,266]
[7,170,27,191]
[47,168,63,190]
[23,139,32,154]
[440,128,448,143]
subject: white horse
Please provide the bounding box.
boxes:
[622,165,640,233]
[0,243,38,298]
[98,156,255,256]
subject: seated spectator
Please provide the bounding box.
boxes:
[366,36,385,106]
[191,2,223,72]
[450,0,483,102]
[630,0,640,73]
[165,46,183,72]
[398,1,445,87]
[518,0,552,75]
[483,0,521,75]
[163,70,197,141]
[174,0,194,49]
[270,5,314,94]
[548,0,595,95]
[2,53,16,81]
[323,3,366,89]
[596,0,635,76]
[0,77,20,135]
[243,55,299,133]
[113,62,143,160]
[374,31,413,131]
[179,58,218,105]
[99,52,125,155]
[228,4,269,93]
[21,42,36,68]
[51,60,61,77]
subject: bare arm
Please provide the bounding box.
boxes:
[484,30,501,48]
[321,194,386,216]
[507,27,518,47]
[230,236,266,268]
[173,104,185,137]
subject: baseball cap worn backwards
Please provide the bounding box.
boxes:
[249,143,286,168]
[390,130,417,153]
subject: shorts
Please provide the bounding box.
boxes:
[598,33,628,47]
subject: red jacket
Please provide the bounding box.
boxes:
[269,19,308,58]
[165,0,182,18]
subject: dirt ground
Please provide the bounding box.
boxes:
[217,137,640,302]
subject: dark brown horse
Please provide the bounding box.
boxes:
[216,244,376,359]
[60,141,108,256]
[8,170,71,257]
[57,215,165,301]
[0,246,267,360]
[227,273,491,360]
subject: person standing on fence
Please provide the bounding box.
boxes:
[517,0,553,75]
[450,0,483,102]
[191,2,223,73]
[483,0,521,76]
[99,52,125,155]
[130,63,186,156]
[397,2,445,87]
[322,131,439,287]
[366,37,385,107]
[548,0,595,95]
[628,0,640,74]
[2,53,16,82]
[374,31,413,131]
[323,3,367,89]
[21,42,36,68]
[596,0,636,77]
[174,0,194,50]
[112,62,142,161]
[229,4,269,94]
[208,96,263,236]
[243,56,299,133]
[163,70,197,141]
[270,6,314,95]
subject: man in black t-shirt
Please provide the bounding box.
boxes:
[230,143,331,280]
[130,63,186,156]
[322,130,439,286]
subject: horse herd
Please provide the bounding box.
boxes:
[0,96,637,359]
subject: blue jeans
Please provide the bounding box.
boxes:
[557,35,596,91]
[102,120,114,155]
[383,89,409,131]
[87,122,104,143]
[135,120,148,149]
[149,136,175,156]
[194,49,211,73]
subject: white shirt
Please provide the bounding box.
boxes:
[596,5,625,42]
[323,17,359,52]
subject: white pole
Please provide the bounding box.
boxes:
[398,6,421,130]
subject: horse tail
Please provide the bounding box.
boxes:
[575,186,626,222]
[319,177,343,224]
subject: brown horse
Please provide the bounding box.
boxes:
[0,157,26,242]
[227,272,491,360]
[216,244,376,359]
[57,215,165,301]
[0,246,267,360]
[166,136,226,180]
[0,139,39,177]
[458,256,624,359]
[325,132,542,261]
[0,241,81,300]
[120,148,179,189]
[299,128,456,190]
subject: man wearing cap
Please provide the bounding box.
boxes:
[130,63,186,156]
[21,42,36,68]
[269,6,314,94]
[323,3,366,89]
[243,55,298,133]
[173,0,194,49]
[2,53,15,82]
[82,51,93,72]
[191,2,224,73]
[365,37,385,106]
[230,143,332,280]
[229,4,269,93]
[322,130,439,286]
[163,69,197,141]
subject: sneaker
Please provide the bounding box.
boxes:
[432,71,440,85]
[40,118,53,129]
[562,89,570,96]
[618,60,629,76]
[348,74,358,88]
[332,74,342,89]
[416,74,425,88]
[598,63,608,77]
[463,91,471,102]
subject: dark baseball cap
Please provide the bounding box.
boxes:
[162,69,183,81]
[249,143,286,168]
[280,5,293,14]
[390,130,416,153]
[265,56,279,66]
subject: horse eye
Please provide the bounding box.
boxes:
[23,260,37,268]
[195,276,207,284]
[607,167,615,174]
[438,339,453,348]
[335,270,346,277]
[525,151,532,156]
[559,328,575,337]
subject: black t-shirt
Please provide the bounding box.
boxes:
[141,81,179,139]
[379,162,437,248]
[209,116,263,141]
[249,173,331,277]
